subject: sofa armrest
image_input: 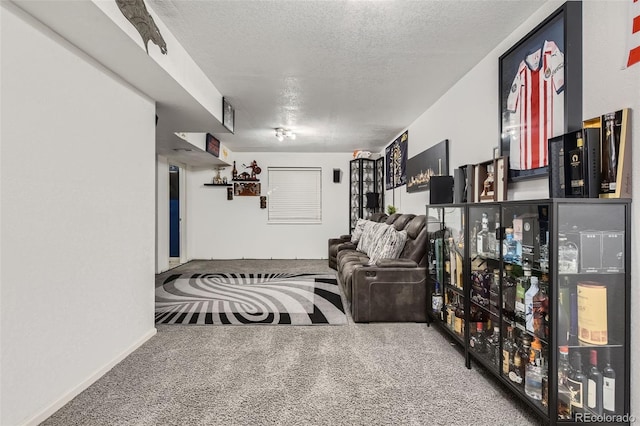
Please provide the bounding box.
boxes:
[351,266,427,323]
[375,258,418,268]
[337,242,357,251]
[339,234,351,240]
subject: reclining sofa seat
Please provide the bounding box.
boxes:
[334,213,431,322]
[327,212,388,270]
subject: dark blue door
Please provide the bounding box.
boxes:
[169,166,180,257]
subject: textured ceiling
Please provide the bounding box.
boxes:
[149,0,547,153]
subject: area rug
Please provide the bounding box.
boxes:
[155,273,347,325]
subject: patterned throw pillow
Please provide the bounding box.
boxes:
[357,222,388,254]
[368,227,408,265]
[351,219,368,244]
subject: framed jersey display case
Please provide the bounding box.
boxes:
[499,1,582,182]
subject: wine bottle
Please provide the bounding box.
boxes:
[587,349,603,415]
[567,351,588,416]
[232,161,238,180]
[603,348,616,414]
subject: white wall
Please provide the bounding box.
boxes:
[156,156,170,273]
[0,4,157,425]
[583,1,640,416]
[187,153,350,259]
[389,0,640,415]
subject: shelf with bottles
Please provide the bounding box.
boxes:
[441,306,465,343]
[556,345,622,421]
[468,320,501,373]
[500,323,550,414]
[558,275,626,350]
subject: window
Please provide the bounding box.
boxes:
[268,167,322,224]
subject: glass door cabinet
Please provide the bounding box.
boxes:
[427,205,467,357]
[426,199,631,425]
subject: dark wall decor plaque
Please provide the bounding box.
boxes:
[385,130,408,190]
[222,97,235,133]
[406,139,449,193]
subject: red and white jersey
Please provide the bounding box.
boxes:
[507,40,564,170]
[626,0,640,68]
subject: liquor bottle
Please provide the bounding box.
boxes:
[542,368,549,407]
[454,304,465,336]
[510,345,524,386]
[587,349,604,415]
[558,283,571,346]
[432,280,443,318]
[470,322,487,354]
[558,347,573,419]
[476,213,489,255]
[518,335,531,380]
[503,326,516,376]
[503,228,517,262]
[502,265,517,322]
[488,212,498,258]
[569,131,585,196]
[524,276,539,333]
[558,345,572,387]
[567,351,588,416]
[601,112,618,194]
[515,273,529,327]
[232,161,238,180]
[448,237,457,288]
[533,281,549,339]
[603,348,616,414]
[569,291,579,346]
[489,270,500,315]
[525,337,543,400]
[487,326,501,368]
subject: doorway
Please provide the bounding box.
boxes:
[169,165,180,267]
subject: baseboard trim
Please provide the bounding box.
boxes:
[23,328,158,426]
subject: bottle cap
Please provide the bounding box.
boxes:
[590,349,598,366]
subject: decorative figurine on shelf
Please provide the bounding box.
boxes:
[243,160,262,180]
[233,160,262,181]
[212,167,226,184]
[480,164,495,201]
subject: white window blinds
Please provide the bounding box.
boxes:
[268,167,322,224]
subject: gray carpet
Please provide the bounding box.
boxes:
[42,260,543,426]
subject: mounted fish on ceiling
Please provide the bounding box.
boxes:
[115,0,167,55]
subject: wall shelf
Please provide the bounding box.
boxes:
[204,183,231,187]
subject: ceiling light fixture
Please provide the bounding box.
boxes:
[275,128,295,141]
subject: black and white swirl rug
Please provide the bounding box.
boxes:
[155,273,347,325]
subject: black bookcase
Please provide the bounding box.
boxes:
[349,158,384,232]
[427,199,631,425]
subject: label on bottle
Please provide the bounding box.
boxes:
[432,294,443,313]
[588,379,596,408]
[502,349,510,375]
[603,377,615,412]
[509,370,523,384]
[477,235,484,254]
[577,283,608,345]
[567,377,584,409]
